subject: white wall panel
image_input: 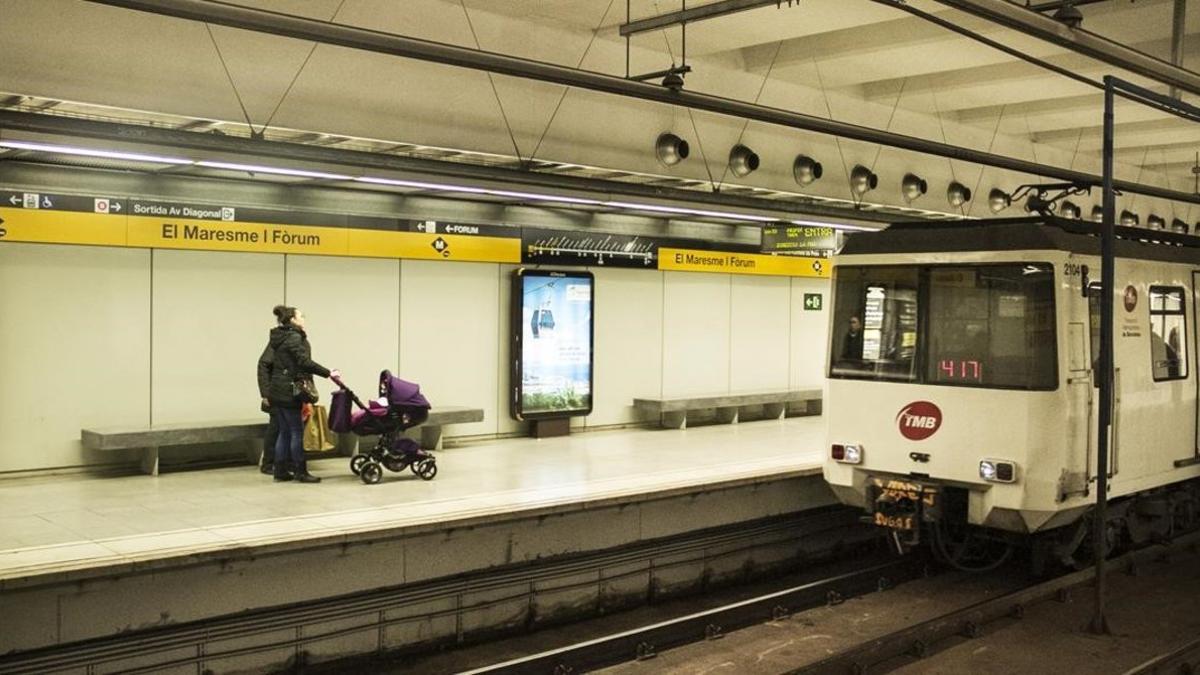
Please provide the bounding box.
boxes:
[0,244,150,472]
[284,256,400,400]
[730,275,791,393]
[152,250,284,425]
[790,278,832,389]
[399,260,499,437]
[587,267,664,426]
[662,272,731,397]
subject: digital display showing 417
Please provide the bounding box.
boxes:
[937,359,983,382]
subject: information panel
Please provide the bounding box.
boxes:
[511,269,595,420]
[760,224,836,257]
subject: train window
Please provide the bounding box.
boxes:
[1149,286,1187,381]
[829,266,919,382]
[925,264,1057,389]
[830,263,1057,390]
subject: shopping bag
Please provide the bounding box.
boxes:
[303,404,337,452]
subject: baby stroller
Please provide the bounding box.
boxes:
[329,370,437,485]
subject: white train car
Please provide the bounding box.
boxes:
[823,216,1200,570]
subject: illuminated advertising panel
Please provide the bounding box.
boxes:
[511,269,595,420]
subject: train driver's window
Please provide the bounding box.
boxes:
[1149,286,1187,382]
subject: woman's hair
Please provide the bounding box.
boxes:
[273,305,297,325]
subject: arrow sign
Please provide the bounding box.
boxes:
[111,201,122,212]
[7,195,17,206]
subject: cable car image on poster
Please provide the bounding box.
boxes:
[511,269,595,420]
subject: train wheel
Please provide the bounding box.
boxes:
[930,520,1014,572]
[417,459,438,481]
[361,462,383,485]
[349,454,368,476]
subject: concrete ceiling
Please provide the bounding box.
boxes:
[0,0,1196,223]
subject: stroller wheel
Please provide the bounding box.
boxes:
[360,462,383,485]
[416,459,438,481]
[350,454,368,476]
[383,456,407,473]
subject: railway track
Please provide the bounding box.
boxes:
[1123,635,1200,675]
[790,528,1200,675]
[461,554,927,675]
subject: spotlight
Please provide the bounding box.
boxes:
[728,144,760,178]
[1171,218,1190,234]
[1059,200,1081,219]
[793,155,823,186]
[901,173,928,202]
[662,71,685,91]
[1091,205,1104,222]
[1025,195,1052,214]
[1120,210,1139,227]
[1052,3,1084,29]
[1147,214,1166,230]
[655,132,689,166]
[988,188,1012,213]
[947,181,972,207]
[850,164,878,196]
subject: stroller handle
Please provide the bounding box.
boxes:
[330,374,368,410]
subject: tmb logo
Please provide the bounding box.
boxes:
[896,401,942,441]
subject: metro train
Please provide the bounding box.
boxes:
[822,216,1200,571]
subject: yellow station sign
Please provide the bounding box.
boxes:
[658,247,830,278]
[0,206,521,264]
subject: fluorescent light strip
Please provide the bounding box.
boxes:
[603,200,778,223]
[356,177,602,205]
[0,140,193,165]
[196,160,352,180]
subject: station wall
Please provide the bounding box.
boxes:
[0,243,830,474]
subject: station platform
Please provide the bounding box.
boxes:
[0,417,839,670]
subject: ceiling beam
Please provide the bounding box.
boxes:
[618,0,778,37]
[76,0,1200,205]
[931,0,1200,96]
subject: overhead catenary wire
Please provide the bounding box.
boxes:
[261,0,348,133]
[459,0,524,163]
[204,23,256,132]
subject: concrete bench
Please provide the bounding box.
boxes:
[82,407,486,475]
[633,389,822,429]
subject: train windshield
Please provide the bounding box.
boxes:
[830,263,1057,390]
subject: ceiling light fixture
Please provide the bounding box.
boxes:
[728,144,760,178]
[1119,209,1140,227]
[850,165,878,196]
[947,181,972,207]
[197,160,353,180]
[1147,214,1166,230]
[1059,200,1081,219]
[901,173,928,202]
[1052,2,1084,29]
[988,188,1012,213]
[1171,218,1190,234]
[655,132,689,166]
[0,139,193,165]
[793,155,823,187]
[1091,205,1104,222]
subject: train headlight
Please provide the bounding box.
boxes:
[832,444,863,464]
[979,459,1017,483]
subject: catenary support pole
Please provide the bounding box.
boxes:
[1091,75,1116,636]
[1170,0,1188,100]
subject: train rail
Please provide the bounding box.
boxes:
[461,554,926,675]
[1123,635,1200,675]
[789,529,1200,675]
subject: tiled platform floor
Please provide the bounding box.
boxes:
[0,417,826,583]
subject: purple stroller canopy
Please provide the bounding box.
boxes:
[379,370,431,408]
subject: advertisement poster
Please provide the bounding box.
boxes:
[512,269,594,419]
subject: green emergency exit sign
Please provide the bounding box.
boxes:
[803,293,823,311]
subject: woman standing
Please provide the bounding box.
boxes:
[266,305,338,483]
